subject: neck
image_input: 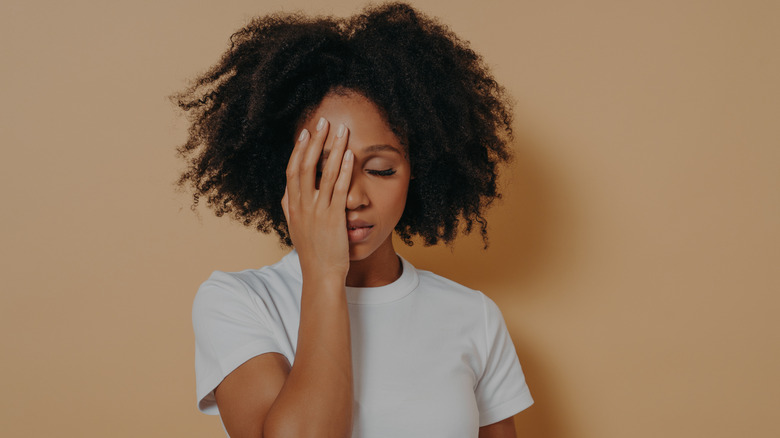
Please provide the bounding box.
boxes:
[346,238,402,287]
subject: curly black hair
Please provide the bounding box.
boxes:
[173,2,513,247]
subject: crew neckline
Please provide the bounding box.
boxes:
[281,250,419,305]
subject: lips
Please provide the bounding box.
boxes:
[347,220,373,243]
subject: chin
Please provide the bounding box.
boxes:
[348,246,374,262]
[348,238,387,262]
[348,233,394,262]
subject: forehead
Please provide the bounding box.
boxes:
[302,92,403,151]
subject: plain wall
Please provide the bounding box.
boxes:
[1,0,778,436]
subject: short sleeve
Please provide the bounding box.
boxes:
[192,271,285,414]
[475,294,534,427]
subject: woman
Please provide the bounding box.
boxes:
[175,3,533,437]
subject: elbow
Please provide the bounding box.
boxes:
[263,412,352,438]
[262,412,307,438]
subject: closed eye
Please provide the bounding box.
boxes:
[367,169,396,176]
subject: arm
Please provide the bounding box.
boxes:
[214,119,355,438]
[479,417,517,438]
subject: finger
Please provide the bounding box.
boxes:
[317,123,349,206]
[330,149,354,212]
[286,128,310,199]
[299,117,329,201]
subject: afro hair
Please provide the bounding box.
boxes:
[173,2,513,247]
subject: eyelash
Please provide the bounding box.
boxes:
[367,169,396,176]
[316,169,397,178]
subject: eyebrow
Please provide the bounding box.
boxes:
[321,144,403,159]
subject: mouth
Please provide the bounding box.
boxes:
[347,223,373,242]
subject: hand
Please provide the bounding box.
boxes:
[282,118,354,282]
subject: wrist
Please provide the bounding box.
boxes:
[301,270,347,292]
[299,258,347,280]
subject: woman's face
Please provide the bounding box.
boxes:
[298,91,411,262]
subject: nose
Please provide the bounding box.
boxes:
[345,173,369,211]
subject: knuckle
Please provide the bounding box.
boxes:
[320,168,335,182]
[338,171,352,185]
[300,160,316,172]
[333,183,347,194]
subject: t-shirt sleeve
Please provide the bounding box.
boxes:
[475,294,534,427]
[192,271,285,415]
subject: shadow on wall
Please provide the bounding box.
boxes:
[397,126,562,294]
[398,123,569,437]
[511,331,564,437]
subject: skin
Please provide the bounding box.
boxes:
[213,91,517,438]
[304,91,411,287]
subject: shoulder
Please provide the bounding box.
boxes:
[413,266,490,307]
[408,263,511,335]
[406,264,502,331]
[190,254,301,414]
[192,252,301,320]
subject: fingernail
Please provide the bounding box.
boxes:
[337,123,347,138]
[344,150,353,161]
[316,117,327,131]
[298,128,309,142]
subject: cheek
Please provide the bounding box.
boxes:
[385,181,410,216]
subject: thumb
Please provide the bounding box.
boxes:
[281,186,290,223]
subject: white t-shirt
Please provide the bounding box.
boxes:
[193,250,533,436]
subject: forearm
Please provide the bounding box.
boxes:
[264,275,353,438]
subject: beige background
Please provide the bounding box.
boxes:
[1,0,778,436]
